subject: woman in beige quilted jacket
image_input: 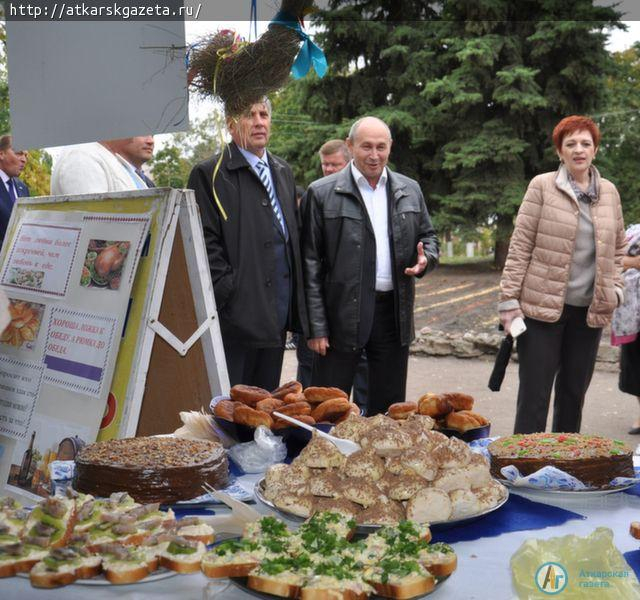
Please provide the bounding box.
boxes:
[499,115,626,434]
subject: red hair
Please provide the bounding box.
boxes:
[552,115,601,151]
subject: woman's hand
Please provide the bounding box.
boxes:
[622,255,640,271]
[499,308,524,336]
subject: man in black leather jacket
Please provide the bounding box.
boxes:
[302,116,439,414]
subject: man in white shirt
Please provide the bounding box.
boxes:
[302,116,439,414]
[116,136,156,188]
[51,136,154,195]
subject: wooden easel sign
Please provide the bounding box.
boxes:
[0,188,228,501]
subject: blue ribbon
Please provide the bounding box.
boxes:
[270,11,328,79]
[250,0,258,41]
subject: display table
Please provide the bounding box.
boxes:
[4,473,640,600]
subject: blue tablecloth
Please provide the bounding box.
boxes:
[432,493,585,544]
[623,467,640,497]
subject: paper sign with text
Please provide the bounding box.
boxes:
[1,223,81,297]
[43,307,117,398]
[0,357,45,440]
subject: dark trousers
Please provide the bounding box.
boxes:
[294,333,314,389]
[296,334,369,411]
[514,305,602,434]
[311,292,408,415]
[223,336,285,391]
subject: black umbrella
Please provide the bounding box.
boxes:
[488,335,514,391]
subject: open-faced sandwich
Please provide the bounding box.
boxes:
[0,497,29,546]
[202,511,456,599]
[0,490,217,587]
[29,545,102,588]
[158,535,207,573]
[95,542,155,584]
[0,541,50,577]
[24,496,75,549]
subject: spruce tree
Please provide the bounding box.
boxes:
[285,1,622,266]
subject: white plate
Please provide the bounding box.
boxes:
[230,574,450,599]
[18,567,176,586]
[498,480,636,499]
[253,478,509,532]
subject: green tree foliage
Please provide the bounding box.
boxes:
[423,3,622,266]
[286,0,622,266]
[21,149,52,196]
[151,145,191,188]
[149,111,226,187]
[597,44,640,226]
[269,80,347,185]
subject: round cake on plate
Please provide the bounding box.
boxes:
[488,433,634,489]
[75,436,228,504]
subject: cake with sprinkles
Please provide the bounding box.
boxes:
[488,433,634,489]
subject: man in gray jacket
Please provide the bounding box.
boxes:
[302,116,439,415]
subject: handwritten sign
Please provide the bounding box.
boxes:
[1,223,81,297]
[0,357,45,440]
[43,307,117,398]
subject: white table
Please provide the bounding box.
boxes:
[4,475,640,600]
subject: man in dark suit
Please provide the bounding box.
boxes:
[188,99,307,390]
[0,135,29,244]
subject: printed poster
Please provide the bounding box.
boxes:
[0,356,45,440]
[43,307,117,398]
[0,199,157,501]
[4,414,92,500]
[1,222,81,297]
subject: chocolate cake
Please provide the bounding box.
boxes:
[75,437,228,504]
[488,433,634,489]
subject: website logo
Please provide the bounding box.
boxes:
[535,562,568,594]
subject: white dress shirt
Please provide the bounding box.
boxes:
[116,155,148,189]
[350,161,393,291]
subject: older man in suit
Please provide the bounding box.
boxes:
[0,135,29,245]
[188,99,307,390]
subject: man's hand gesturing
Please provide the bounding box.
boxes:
[404,242,428,277]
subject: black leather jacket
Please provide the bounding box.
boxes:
[302,167,439,351]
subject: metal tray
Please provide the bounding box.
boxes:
[498,479,636,499]
[253,478,509,533]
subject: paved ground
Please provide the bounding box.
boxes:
[413,260,502,334]
[281,352,640,449]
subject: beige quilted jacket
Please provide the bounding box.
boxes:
[499,166,626,327]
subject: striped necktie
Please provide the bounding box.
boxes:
[255,160,285,234]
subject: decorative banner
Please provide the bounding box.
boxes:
[0,356,45,440]
[1,222,81,297]
[43,307,117,398]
